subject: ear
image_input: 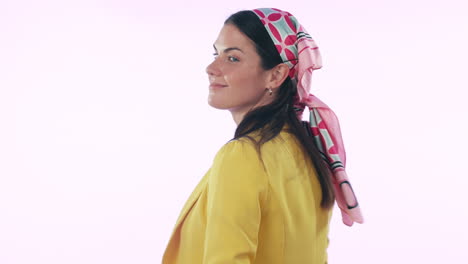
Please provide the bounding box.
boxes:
[265,63,290,90]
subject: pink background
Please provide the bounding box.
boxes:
[1,0,467,263]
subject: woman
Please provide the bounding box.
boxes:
[162,8,363,264]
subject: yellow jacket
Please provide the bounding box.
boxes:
[162,128,332,264]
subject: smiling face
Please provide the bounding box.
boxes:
[206,23,273,124]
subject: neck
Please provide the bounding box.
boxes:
[230,93,275,126]
[230,110,245,126]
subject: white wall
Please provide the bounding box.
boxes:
[1,0,467,263]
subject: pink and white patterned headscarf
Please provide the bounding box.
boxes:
[252,8,364,226]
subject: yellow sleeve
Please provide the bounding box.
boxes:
[203,139,269,264]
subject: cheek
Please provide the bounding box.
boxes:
[225,66,264,90]
[207,65,266,110]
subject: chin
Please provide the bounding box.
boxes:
[207,96,232,110]
[207,99,229,110]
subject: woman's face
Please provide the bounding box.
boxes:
[206,23,272,123]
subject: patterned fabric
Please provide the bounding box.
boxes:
[253,8,363,226]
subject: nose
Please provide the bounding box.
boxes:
[205,59,221,77]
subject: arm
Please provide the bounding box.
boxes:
[203,140,269,264]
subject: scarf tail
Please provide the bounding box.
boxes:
[306,94,364,226]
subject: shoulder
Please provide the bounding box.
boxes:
[214,138,261,165]
[206,138,270,206]
[215,131,296,161]
[209,138,270,186]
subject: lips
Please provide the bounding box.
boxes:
[209,83,228,89]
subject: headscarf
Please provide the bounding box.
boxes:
[252,8,364,226]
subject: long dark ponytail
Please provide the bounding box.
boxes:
[225,10,335,209]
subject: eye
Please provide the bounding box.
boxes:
[211,53,239,62]
[228,56,239,62]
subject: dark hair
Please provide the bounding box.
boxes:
[225,10,335,209]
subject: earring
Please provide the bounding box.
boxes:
[268,88,273,96]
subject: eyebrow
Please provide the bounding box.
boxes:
[213,44,244,54]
